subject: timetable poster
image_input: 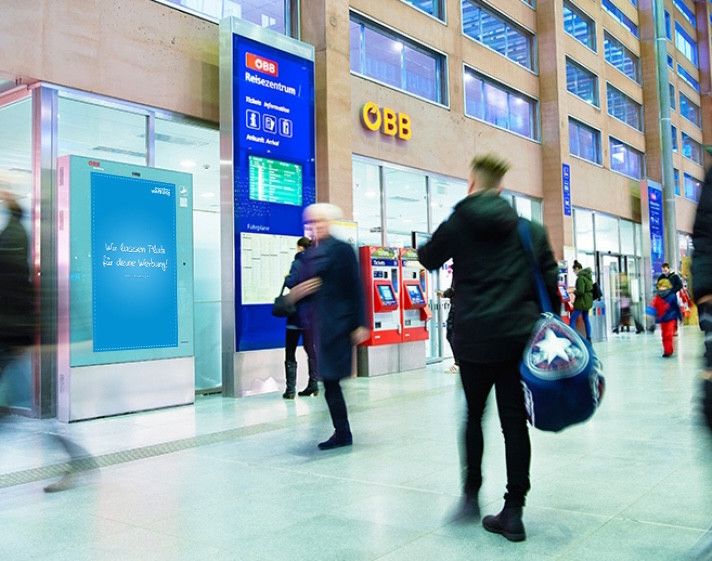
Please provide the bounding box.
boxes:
[90,172,178,352]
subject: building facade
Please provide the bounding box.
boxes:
[0,0,710,415]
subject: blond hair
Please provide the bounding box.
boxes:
[470,154,511,190]
[303,203,343,222]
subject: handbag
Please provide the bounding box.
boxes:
[271,281,296,318]
[517,219,605,432]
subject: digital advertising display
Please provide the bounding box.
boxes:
[648,182,665,276]
[91,172,178,352]
[225,19,316,351]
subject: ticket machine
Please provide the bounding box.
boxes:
[400,248,430,342]
[358,246,402,376]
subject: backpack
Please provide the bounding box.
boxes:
[591,282,602,301]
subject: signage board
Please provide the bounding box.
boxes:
[648,181,665,276]
[562,163,572,217]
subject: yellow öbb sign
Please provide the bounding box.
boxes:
[361,102,412,141]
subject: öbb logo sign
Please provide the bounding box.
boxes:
[246,53,279,77]
[361,102,412,141]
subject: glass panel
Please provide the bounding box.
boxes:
[674,0,696,26]
[682,133,703,164]
[607,84,642,130]
[634,223,643,256]
[574,208,595,251]
[569,118,600,164]
[352,159,383,246]
[604,31,640,82]
[483,81,508,128]
[430,176,467,230]
[675,22,698,66]
[680,93,701,126]
[563,1,596,50]
[163,0,288,33]
[620,219,635,255]
[595,214,620,253]
[363,26,402,89]
[0,98,33,410]
[384,167,427,247]
[610,138,643,179]
[602,0,639,37]
[463,72,485,120]
[514,195,532,220]
[58,97,147,165]
[403,45,438,101]
[684,173,702,202]
[403,0,444,19]
[508,93,533,138]
[349,20,362,73]
[566,58,598,106]
[678,64,700,91]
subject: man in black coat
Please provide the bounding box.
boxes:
[692,166,712,433]
[418,155,558,542]
[287,203,368,450]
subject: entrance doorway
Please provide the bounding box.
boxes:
[596,252,644,335]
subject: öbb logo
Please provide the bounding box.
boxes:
[361,102,412,141]
[246,53,279,77]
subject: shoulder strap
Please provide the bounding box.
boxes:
[517,219,553,314]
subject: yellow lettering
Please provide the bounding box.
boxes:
[398,112,412,140]
[361,102,381,131]
[382,107,397,136]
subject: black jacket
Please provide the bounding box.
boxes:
[299,237,366,380]
[692,166,712,302]
[285,251,305,329]
[0,211,34,349]
[418,192,559,363]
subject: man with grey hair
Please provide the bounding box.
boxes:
[287,203,368,450]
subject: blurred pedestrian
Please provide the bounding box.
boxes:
[692,167,712,432]
[287,204,368,450]
[418,155,559,542]
[651,277,681,358]
[0,190,94,492]
[570,260,593,341]
[282,236,319,399]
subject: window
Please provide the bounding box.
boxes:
[682,132,703,164]
[566,58,599,106]
[464,68,539,140]
[563,1,596,50]
[159,0,292,34]
[684,173,702,201]
[352,159,383,246]
[402,0,445,20]
[569,118,601,164]
[674,168,681,195]
[671,125,678,151]
[667,54,674,69]
[604,32,640,82]
[607,84,643,130]
[350,14,447,104]
[669,84,676,109]
[610,138,644,179]
[674,0,696,27]
[602,0,639,37]
[678,64,700,91]
[462,0,536,70]
[665,11,671,39]
[675,23,698,66]
[384,167,428,247]
[680,93,701,126]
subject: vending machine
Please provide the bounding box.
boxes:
[400,248,430,342]
[358,246,402,376]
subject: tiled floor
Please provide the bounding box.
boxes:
[1,328,711,560]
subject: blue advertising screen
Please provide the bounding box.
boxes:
[648,182,665,276]
[91,173,178,352]
[232,30,316,351]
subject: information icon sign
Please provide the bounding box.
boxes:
[246,109,260,130]
[279,118,293,138]
[263,114,277,134]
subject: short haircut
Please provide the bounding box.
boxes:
[662,262,670,269]
[304,203,343,222]
[470,154,511,190]
[297,236,312,249]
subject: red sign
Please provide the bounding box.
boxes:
[246,53,279,77]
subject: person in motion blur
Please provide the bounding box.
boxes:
[282,236,319,399]
[569,260,593,342]
[651,277,681,358]
[286,204,368,450]
[417,155,558,542]
[0,190,94,493]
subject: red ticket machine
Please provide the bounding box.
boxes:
[400,248,430,342]
[359,246,402,346]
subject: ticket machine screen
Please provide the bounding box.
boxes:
[558,285,570,302]
[377,284,397,306]
[406,284,426,306]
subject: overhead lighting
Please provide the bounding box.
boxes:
[180,160,196,169]
[392,41,404,53]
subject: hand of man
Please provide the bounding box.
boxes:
[286,278,322,304]
[350,327,369,345]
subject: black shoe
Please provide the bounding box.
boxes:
[448,495,480,523]
[317,432,352,450]
[44,472,77,493]
[662,353,673,358]
[298,386,319,397]
[482,506,526,542]
[282,391,295,399]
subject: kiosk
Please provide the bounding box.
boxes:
[358,246,402,376]
[399,248,430,371]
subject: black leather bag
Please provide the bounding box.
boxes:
[271,282,296,318]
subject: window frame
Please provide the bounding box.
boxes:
[679,92,702,127]
[606,83,643,131]
[569,117,602,165]
[603,31,641,84]
[609,136,645,180]
[601,0,640,38]
[566,57,600,107]
[350,11,450,107]
[563,1,597,52]
[674,22,699,67]
[463,65,541,142]
[399,0,448,23]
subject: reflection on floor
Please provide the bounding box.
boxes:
[0,328,710,560]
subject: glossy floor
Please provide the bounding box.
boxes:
[1,328,711,560]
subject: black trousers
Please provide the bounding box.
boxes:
[459,359,531,507]
[323,379,351,436]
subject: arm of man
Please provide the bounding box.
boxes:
[417,215,456,271]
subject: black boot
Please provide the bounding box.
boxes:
[448,494,480,523]
[482,505,526,542]
[282,361,297,399]
[317,432,352,450]
[299,356,319,396]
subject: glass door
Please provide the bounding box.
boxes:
[598,254,621,335]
